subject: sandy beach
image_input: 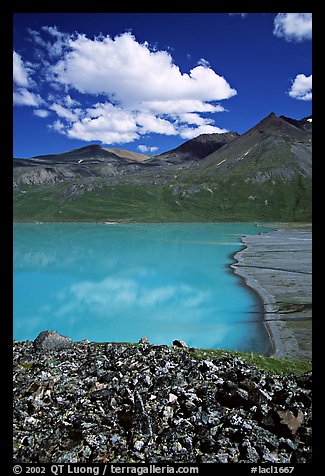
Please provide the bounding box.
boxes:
[232,225,312,362]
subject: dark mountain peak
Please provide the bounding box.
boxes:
[247,112,310,140]
[280,115,312,133]
[32,143,101,159]
[154,131,239,164]
[195,110,312,180]
[254,112,281,128]
[193,131,239,143]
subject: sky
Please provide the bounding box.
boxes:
[13,12,312,158]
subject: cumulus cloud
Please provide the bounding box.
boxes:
[49,103,80,121]
[33,109,51,118]
[179,124,228,140]
[136,113,177,136]
[13,88,45,107]
[66,103,139,144]
[137,145,158,153]
[48,120,65,133]
[178,113,214,126]
[288,74,312,101]
[197,58,210,68]
[141,100,225,115]
[49,32,236,105]
[273,13,312,42]
[28,25,69,58]
[13,50,46,107]
[63,94,80,107]
[15,28,237,144]
[13,51,31,87]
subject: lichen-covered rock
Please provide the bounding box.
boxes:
[172,339,189,349]
[13,334,312,463]
[33,330,73,352]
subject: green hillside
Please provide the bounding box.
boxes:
[13,113,312,223]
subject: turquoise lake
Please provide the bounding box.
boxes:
[14,222,273,353]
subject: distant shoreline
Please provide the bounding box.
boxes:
[231,225,312,361]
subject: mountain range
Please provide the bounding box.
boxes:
[13,112,312,222]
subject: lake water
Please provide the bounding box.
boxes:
[14,222,273,353]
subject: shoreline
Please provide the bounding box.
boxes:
[231,226,312,361]
[228,244,274,357]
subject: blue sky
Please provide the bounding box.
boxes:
[13,13,312,158]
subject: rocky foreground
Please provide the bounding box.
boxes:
[13,332,312,463]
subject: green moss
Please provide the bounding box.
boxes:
[46,359,60,367]
[19,362,33,370]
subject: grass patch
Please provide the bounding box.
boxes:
[13,172,311,223]
[187,347,311,376]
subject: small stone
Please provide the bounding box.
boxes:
[277,410,304,435]
[172,339,189,349]
[34,330,73,352]
[138,337,149,344]
[183,436,193,450]
[133,440,145,452]
[175,442,182,452]
[168,393,178,404]
[245,445,260,462]
[216,453,229,463]
[163,406,174,419]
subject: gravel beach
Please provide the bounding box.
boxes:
[232,227,312,361]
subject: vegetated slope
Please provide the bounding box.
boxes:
[280,115,312,134]
[13,113,312,223]
[175,112,312,221]
[189,113,311,179]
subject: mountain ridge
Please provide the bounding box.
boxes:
[152,131,239,164]
[13,112,312,223]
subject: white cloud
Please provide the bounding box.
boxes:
[273,13,312,42]
[50,32,236,105]
[63,94,80,107]
[137,145,158,153]
[141,100,225,115]
[197,58,210,68]
[179,124,228,139]
[13,51,31,87]
[288,74,312,101]
[67,104,139,144]
[13,88,45,107]
[178,113,214,126]
[13,50,46,108]
[28,25,69,58]
[50,103,80,121]
[16,28,237,144]
[136,113,177,135]
[48,120,65,132]
[33,109,51,118]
